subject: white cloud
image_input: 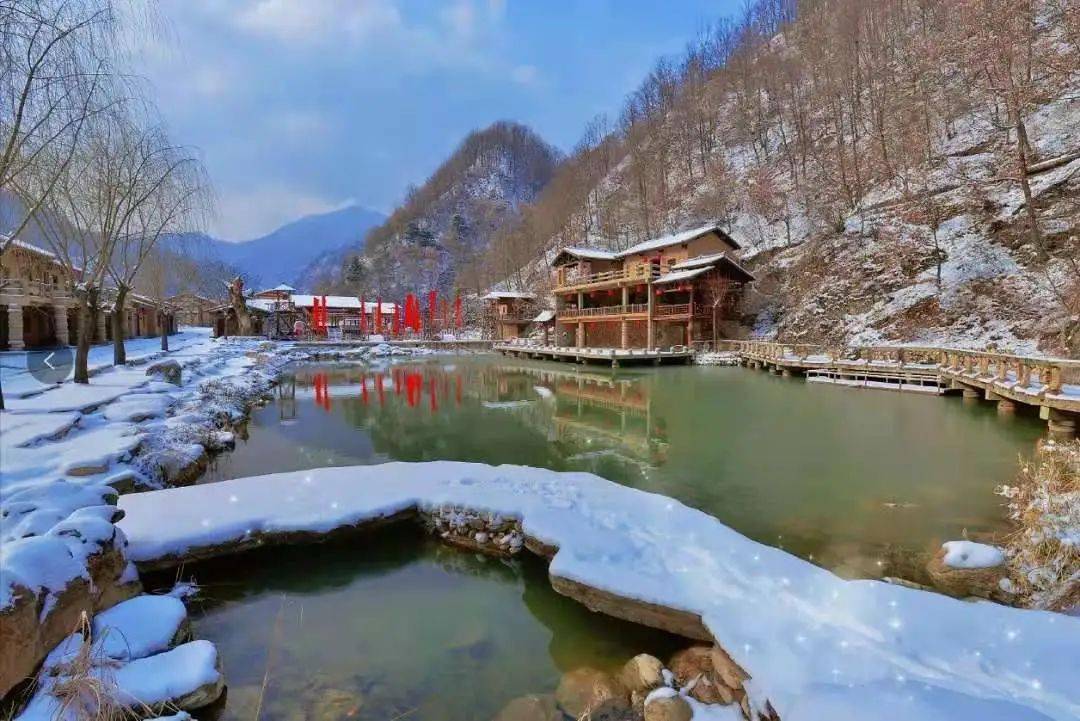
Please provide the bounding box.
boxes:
[213,185,353,240]
[511,64,539,86]
[235,0,403,44]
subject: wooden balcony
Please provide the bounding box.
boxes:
[555,264,659,292]
[556,303,648,321]
[0,279,72,302]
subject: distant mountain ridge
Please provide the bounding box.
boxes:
[202,205,385,290]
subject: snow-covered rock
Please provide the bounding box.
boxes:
[117,461,1080,721]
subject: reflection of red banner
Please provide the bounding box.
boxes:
[429,375,438,412]
[456,374,462,405]
[313,373,331,411]
[405,371,422,407]
[376,373,385,405]
[360,373,368,405]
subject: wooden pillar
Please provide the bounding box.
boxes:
[686,287,694,346]
[7,304,24,350]
[54,305,69,345]
[646,283,654,350]
[576,322,584,348]
[620,286,629,349]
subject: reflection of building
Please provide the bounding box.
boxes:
[1,237,176,350]
[482,291,538,340]
[495,363,669,467]
[551,224,754,350]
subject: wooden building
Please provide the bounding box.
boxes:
[1,236,175,350]
[168,293,219,327]
[482,291,537,340]
[551,224,754,350]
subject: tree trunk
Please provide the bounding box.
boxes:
[160,309,169,351]
[112,286,128,365]
[74,288,97,384]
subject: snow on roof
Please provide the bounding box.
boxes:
[618,223,739,257]
[557,247,618,261]
[671,252,729,270]
[482,291,535,300]
[291,294,361,309]
[652,267,711,284]
[247,298,278,312]
[271,283,296,291]
[532,309,555,323]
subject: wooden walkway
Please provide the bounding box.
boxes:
[722,340,1080,437]
[494,343,694,367]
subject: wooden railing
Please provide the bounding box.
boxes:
[557,303,648,319]
[654,303,691,317]
[0,279,72,300]
[722,340,1080,393]
[556,264,659,290]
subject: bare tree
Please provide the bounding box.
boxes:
[1,0,123,252]
[105,120,209,364]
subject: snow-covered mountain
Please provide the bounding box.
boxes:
[357,121,560,296]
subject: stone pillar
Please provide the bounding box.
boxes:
[997,399,1017,414]
[1045,410,1077,439]
[7,304,24,350]
[961,387,980,399]
[53,306,69,346]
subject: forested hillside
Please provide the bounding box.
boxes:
[475,0,1080,355]
[339,121,559,297]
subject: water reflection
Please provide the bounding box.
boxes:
[207,356,1044,578]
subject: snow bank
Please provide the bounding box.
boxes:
[942,541,1005,569]
[118,461,1080,721]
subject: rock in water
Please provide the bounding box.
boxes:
[493,694,562,721]
[618,653,665,693]
[556,668,630,719]
[644,694,692,721]
[669,646,744,704]
[310,687,363,720]
[926,544,1009,600]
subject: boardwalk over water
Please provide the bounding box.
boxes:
[494,339,1080,437]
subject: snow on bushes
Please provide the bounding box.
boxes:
[997,439,1080,611]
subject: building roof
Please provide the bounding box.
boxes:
[652,267,712,285]
[271,283,296,291]
[556,247,619,261]
[671,252,729,271]
[481,291,535,300]
[532,309,556,323]
[552,224,741,267]
[619,223,740,256]
[291,295,396,312]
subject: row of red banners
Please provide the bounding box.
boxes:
[309,292,463,335]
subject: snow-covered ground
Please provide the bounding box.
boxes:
[0,328,211,400]
[118,462,1080,721]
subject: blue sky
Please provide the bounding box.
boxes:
[137,0,740,240]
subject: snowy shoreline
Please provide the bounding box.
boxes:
[118,461,1080,721]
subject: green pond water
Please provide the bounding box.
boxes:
[208,354,1044,576]
[191,354,1046,720]
[170,529,683,721]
